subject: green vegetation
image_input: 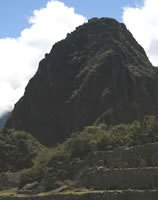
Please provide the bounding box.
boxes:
[19,115,158,188]
[19,149,56,188]
[61,115,158,157]
[0,129,46,172]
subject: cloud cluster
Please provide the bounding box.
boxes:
[0,0,87,117]
[123,0,158,66]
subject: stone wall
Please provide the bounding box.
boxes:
[82,167,158,190]
[86,142,158,168]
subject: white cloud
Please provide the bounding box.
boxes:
[122,0,158,66]
[0,0,87,117]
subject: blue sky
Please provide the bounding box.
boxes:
[57,0,136,21]
[0,0,139,38]
[0,0,158,117]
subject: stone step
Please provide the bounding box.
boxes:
[1,190,158,200]
[82,167,158,190]
[86,142,158,168]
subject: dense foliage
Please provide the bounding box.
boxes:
[60,115,158,156]
[0,129,46,172]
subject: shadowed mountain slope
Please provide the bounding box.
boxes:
[5,18,158,145]
[0,112,10,128]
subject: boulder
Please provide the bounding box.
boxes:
[23,181,39,191]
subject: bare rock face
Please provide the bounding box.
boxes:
[5,18,158,145]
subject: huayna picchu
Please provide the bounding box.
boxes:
[5,17,158,146]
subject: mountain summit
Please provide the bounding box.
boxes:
[5,18,158,145]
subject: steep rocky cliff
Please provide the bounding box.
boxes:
[5,18,158,145]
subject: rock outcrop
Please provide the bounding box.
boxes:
[5,18,158,145]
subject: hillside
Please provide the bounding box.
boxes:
[5,17,158,146]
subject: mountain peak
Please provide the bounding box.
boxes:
[5,18,158,145]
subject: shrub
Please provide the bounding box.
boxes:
[109,124,131,147]
[19,148,55,188]
[128,116,158,145]
[142,115,158,143]
[97,131,112,150]
[0,129,45,172]
[65,133,92,158]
